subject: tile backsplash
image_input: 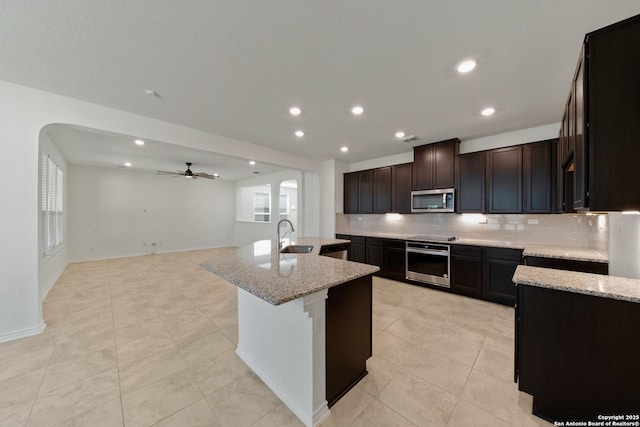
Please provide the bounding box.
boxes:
[336,213,609,253]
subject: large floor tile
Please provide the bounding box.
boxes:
[0,368,46,427]
[460,370,541,427]
[357,355,401,397]
[401,346,472,395]
[40,347,117,393]
[320,385,374,427]
[176,330,235,366]
[116,332,176,366]
[350,399,416,427]
[378,371,457,427]
[51,398,123,427]
[122,369,203,427]
[206,373,281,427]
[190,349,250,395]
[0,347,52,383]
[251,403,303,427]
[446,400,512,427]
[152,398,220,427]
[28,369,120,427]
[473,346,514,383]
[118,347,188,393]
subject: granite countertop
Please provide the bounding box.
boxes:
[337,231,608,263]
[513,265,640,304]
[200,237,379,305]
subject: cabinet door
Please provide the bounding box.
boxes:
[486,146,523,213]
[457,151,485,213]
[350,236,366,263]
[523,140,553,213]
[567,91,575,161]
[412,144,433,190]
[482,248,522,306]
[433,140,457,189]
[365,238,384,269]
[383,240,406,281]
[450,245,482,296]
[344,172,359,214]
[391,163,412,213]
[573,50,587,210]
[373,167,391,214]
[358,170,373,214]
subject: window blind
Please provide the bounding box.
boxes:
[42,155,63,256]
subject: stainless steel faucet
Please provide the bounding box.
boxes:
[277,219,295,250]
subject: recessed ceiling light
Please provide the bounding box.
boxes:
[145,89,158,97]
[351,105,364,115]
[134,139,145,146]
[124,162,132,167]
[457,59,477,73]
[395,131,406,139]
[295,130,304,138]
[481,107,496,116]
[340,146,349,153]
[249,160,256,166]
[289,107,302,116]
[213,173,220,178]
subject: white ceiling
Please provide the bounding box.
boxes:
[3,1,640,164]
[45,125,284,181]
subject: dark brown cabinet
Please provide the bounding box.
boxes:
[382,240,406,281]
[482,247,522,306]
[412,139,459,191]
[373,167,391,214]
[391,163,412,213]
[365,237,384,269]
[561,15,640,211]
[524,256,608,275]
[486,146,523,213]
[344,172,359,214]
[523,139,555,213]
[450,245,482,296]
[349,236,366,263]
[359,170,373,214]
[456,151,486,213]
[516,285,640,420]
[326,275,372,407]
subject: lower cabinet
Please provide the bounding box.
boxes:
[482,247,523,306]
[450,245,482,297]
[516,285,640,420]
[350,236,366,263]
[382,240,406,281]
[365,238,384,269]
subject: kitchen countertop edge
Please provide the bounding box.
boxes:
[513,265,640,304]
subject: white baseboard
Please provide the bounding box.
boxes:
[0,320,46,344]
[236,347,330,427]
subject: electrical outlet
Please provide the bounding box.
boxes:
[151,242,157,246]
[527,219,539,225]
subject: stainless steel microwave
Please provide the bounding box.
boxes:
[411,188,455,213]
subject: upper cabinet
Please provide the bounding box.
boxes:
[456,151,486,213]
[486,146,523,213]
[564,15,640,211]
[523,139,555,213]
[372,167,391,214]
[391,163,412,214]
[412,139,459,191]
[344,172,359,214]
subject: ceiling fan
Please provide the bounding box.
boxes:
[156,162,219,180]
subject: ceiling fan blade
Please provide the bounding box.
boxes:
[194,172,216,179]
[156,171,182,175]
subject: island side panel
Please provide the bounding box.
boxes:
[517,285,640,421]
[236,288,330,427]
[325,274,373,407]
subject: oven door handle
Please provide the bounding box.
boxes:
[406,248,449,256]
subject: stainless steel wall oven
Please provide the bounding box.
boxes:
[406,241,450,287]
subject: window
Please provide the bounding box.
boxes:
[254,192,270,222]
[41,155,63,256]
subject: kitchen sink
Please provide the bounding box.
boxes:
[279,245,314,254]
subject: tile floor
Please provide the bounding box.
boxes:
[0,249,553,427]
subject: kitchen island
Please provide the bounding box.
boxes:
[200,237,379,427]
[513,266,640,422]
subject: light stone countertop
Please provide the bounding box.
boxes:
[337,231,608,262]
[200,237,379,305]
[513,265,640,304]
